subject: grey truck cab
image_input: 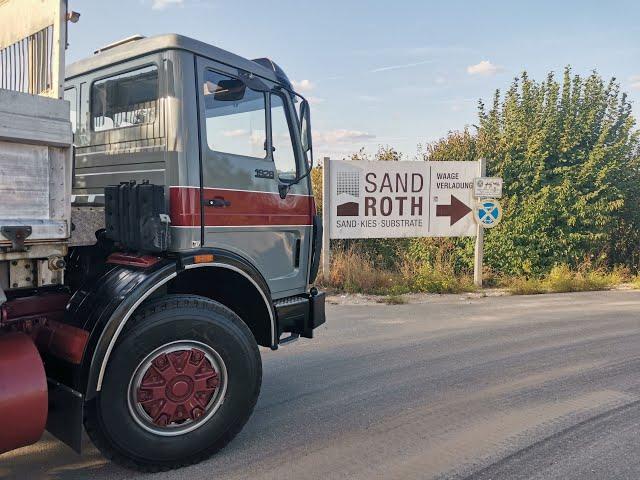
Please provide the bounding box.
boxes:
[66,34,322,299]
[30,34,323,470]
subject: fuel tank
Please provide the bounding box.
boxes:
[0,332,47,454]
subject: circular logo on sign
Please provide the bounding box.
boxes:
[474,199,502,228]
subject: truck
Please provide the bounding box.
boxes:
[0,0,324,471]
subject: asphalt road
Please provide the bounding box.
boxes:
[2,290,640,480]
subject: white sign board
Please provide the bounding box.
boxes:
[328,160,478,239]
[473,177,503,198]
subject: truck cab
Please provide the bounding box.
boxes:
[66,34,321,300]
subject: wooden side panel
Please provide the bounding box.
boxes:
[0,141,50,219]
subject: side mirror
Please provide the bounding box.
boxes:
[278,95,314,199]
[300,99,312,153]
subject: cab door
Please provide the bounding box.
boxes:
[195,57,313,297]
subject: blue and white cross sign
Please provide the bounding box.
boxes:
[474,199,502,228]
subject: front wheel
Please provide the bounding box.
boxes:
[85,295,262,472]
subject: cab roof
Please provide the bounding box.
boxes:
[65,33,292,89]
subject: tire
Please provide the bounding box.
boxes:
[85,295,262,472]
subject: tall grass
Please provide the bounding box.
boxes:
[321,251,632,297]
[399,256,475,294]
[321,247,474,295]
[501,264,630,295]
[324,248,401,294]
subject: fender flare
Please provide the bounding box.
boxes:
[76,250,275,400]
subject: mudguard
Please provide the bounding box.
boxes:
[65,249,275,401]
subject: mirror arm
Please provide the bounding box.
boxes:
[278,182,291,199]
[294,145,314,185]
[277,145,313,199]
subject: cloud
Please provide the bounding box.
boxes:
[220,129,266,146]
[631,75,640,90]
[467,60,503,76]
[307,96,325,105]
[291,79,315,92]
[151,0,184,9]
[315,129,376,145]
[222,129,247,137]
[370,59,433,73]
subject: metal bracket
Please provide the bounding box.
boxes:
[1,226,32,251]
[278,333,300,346]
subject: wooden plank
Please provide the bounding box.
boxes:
[0,141,50,219]
[0,90,72,146]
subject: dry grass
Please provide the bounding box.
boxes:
[399,256,475,294]
[322,248,475,295]
[323,248,401,294]
[503,277,546,295]
[502,264,631,295]
[322,249,632,297]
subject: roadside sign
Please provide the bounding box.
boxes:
[328,160,478,239]
[474,199,502,228]
[473,177,503,198]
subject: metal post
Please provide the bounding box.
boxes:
[473,158,486,288]
[53,0,68,99]
[321,157,331,282]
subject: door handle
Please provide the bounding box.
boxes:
[206,197,231,208]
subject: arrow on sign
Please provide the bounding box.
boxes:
[436,195,472,226]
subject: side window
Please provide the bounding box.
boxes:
[203,70,266,158]
[91,65,158,131]
[270,94,298,182]
[64,87,77,134]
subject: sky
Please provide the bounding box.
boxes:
[66,0,640,160]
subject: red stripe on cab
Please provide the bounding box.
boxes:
[169,187,313,227]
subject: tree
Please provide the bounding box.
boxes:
[411,68,639,275]
[418,129,477,162]
[475,68,640,274]
[345,145,403,161]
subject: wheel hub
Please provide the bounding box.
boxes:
[129,341,227,435]
[168,377,191,400]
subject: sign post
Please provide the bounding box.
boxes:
[321,157,331,281]
[473,158,486,287]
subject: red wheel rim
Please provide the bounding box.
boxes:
[128,341,227,436]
